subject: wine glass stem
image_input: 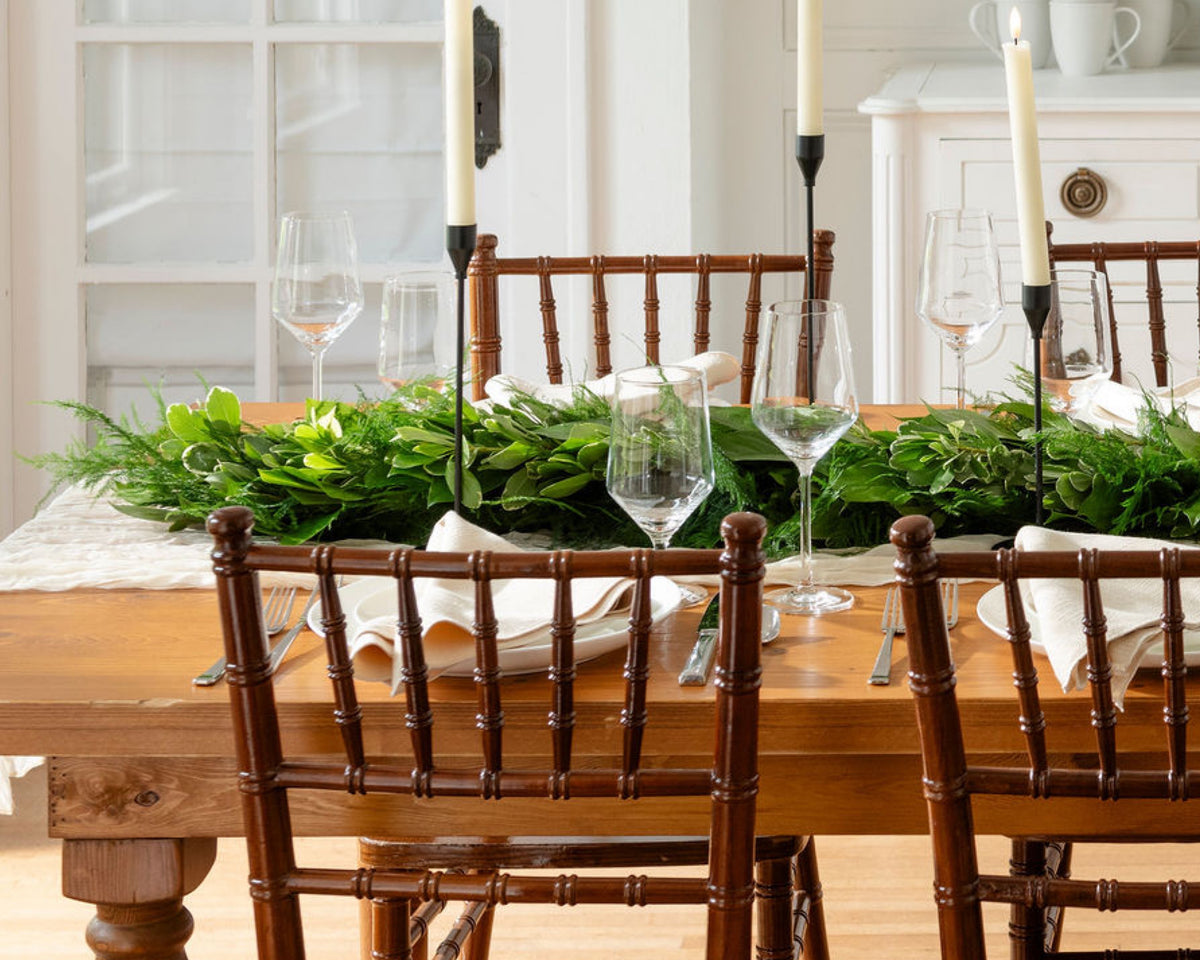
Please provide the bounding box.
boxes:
[312,350,324,402]
[797,465,815,590]
[955,348,966,410]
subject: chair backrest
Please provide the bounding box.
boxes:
[208,505,767,960]
[1047,222,1200,387]
[892,514,1200,960]
[467,230,836,402]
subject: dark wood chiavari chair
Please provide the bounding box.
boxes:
[467,230,836,402]
[1047,222,1200,387]
[209,506,825,960]
[893,514,1200,960]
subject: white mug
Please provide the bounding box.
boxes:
[1050,1,1142,76]
[1121,0,1190,66]
[970,0,1053,68]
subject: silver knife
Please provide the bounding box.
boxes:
[192,588,318,686]
[267,588,321,673]
[678,593,720,686]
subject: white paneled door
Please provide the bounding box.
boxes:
[4,0,586,534]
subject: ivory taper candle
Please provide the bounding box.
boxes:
[1003,8,1050,286]
[797,0,823,136]
[444,0,475,226]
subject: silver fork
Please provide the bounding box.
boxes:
[192,585,297,686]
[868,580,959,686]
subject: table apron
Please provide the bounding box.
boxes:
[48,755,1200,841]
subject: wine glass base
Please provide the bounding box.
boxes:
[766,584,854,616]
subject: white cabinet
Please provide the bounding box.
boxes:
[860,62,1200,403]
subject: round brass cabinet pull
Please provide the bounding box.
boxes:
[1060,167,1108,218]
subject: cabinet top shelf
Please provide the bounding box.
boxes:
[859,61,1200,116]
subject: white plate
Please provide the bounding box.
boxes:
[310,577,683,677]
[975,584,1200,668]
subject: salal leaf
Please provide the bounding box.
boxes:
[539,473,593,499]
[280,512,340,544]
[303,452,345,472]
[484,441,537,471]
[204,386,241,431]
[443,460,482,509]
[501,470,538,508]
[166,404,209,443]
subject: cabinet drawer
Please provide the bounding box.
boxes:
[945,137,1200,242]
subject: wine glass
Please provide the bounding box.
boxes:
[271,211,364,401]
[916,209,1004,408]
[378,271,456,393]
[606,366,715,552]
[1033,268,1114,416]
[751,301,858,615]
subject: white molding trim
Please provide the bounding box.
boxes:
[0,0,11,535]
[870,112,913,403]
[825,25,972,50]
[75,23,443,44]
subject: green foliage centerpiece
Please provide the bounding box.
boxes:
[31,383,1200,554]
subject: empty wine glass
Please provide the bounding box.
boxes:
[272,211,364,400]
[1034,268,1114,416]
[378,271,456,393]
[752,301,858,615]
[606,366,715,552]
[916,209,1004,408]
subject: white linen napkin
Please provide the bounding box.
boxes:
[348,510,637,692]
[1087,377,1200,432]
[1012,526,1200,707]
[666,534,1001,591]
[481,351,740,408]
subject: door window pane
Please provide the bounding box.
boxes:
[83,1,251,24]
[86,284,256,418]
[83,44,254,263]
[275,44,443,264]
[274,0,440,23]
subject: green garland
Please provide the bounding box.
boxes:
[29,383,1200,556]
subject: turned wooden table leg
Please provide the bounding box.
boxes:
[62,838,218,960]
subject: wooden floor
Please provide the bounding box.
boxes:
[1,766,1197,957]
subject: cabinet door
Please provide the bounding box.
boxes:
[927,136,1200,404]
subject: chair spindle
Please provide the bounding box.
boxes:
[642,255,660,365]
[1146,241,1168,386]
[536,258,563,384]
[1160,548,1190,796]
[694,254,713,354]
[738,254,765,405]
[470,553,504,798]
[394,549,435,793]
[591,255,612,377]
[548,553,577,790]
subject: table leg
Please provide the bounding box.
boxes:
[61,837,218,960]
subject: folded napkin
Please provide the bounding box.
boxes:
[1086,377,1200,432]
[669,534,1001,592]
[1012,526,1200,707]
[350,510,636,692]
[482,351,740,408]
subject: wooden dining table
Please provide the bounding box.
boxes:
[2,404,1199,959]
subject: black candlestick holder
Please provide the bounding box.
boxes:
[796,135,824,403]
[447,223,477,515]
[1022,282,1051,526]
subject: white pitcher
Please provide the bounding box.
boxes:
[1050,1,1142,76]
[1120,0,1190,67]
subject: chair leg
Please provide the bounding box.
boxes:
[795,836,829,960]
[1008,840,1048,960]
[371,899,413,960]
[755,855,795,960]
